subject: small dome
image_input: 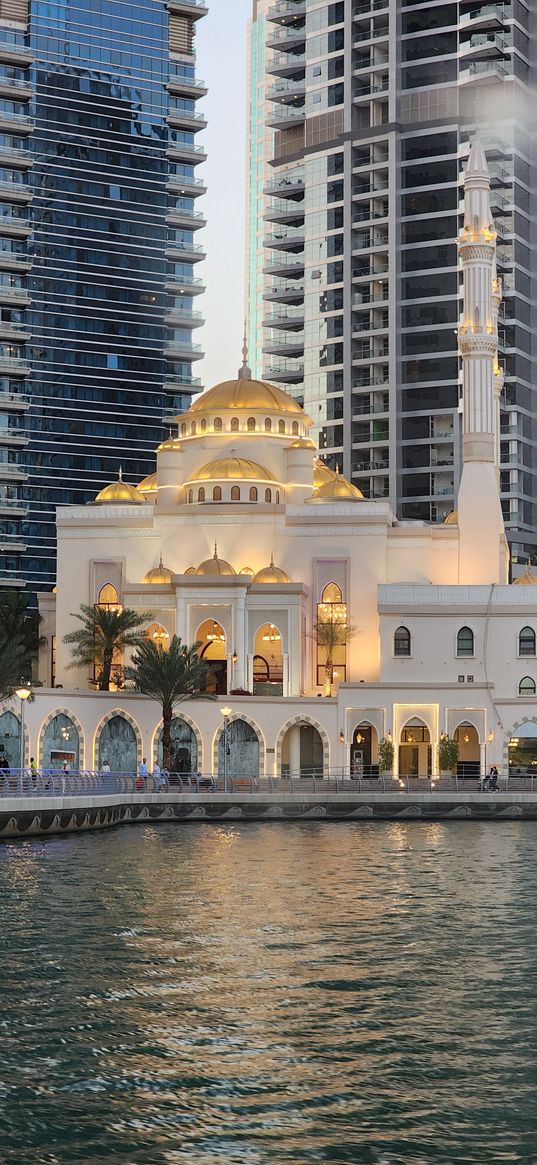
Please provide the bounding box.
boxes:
[253,554,290,584]
[189,456,277,483]
[143,557,173,585]
[156,437,182,452]
[289,437,316,450]
[93,468,145,505]
[186,375,308,419]
[138,472,158,495]
[444,510,458,525]
[309,467,364,502]
[313,458,338,489]
[195,543,235,576]
[513,570,537,585]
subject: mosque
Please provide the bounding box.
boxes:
[4,143,537,780]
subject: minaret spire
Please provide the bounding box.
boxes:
[456,137,508,584]
[238,321,252,380]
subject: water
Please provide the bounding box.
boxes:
[1,823,537,1164]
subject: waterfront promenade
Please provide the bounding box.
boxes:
[2,772,537,837]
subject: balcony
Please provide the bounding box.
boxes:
[353,25,389,44]
[268,78,306,103]
[263,173,305,199]
[164,340,203,361]
[0,77,32,100]
[353,75,389,99]
[166,240,205,263]
[0,283,29,304]
[353,230,389,251]
[163,374,203,394]
[263,255,304,277]
[0,253,32,273]
[263,360,304,383]
[0,322,30,341]
[167,0,208,18]
[167,141,207,164]
[266,26,306,53]
[264,199,304,226]
[0,391,29,410]
[0,430,28,447]
[459,59,509,84]
[459,32,510,58]
[268,0,306,23]
[267,51,306,78]
[166,174,206,197]
[165,274,205,295]
[0,355,29,374]
[167,75,208,99]
[165,307,204,328]
[263,226,305,251]
[354,0,389,13]
[267,106,305,130]
[167,107,207,131]
[263,334,304,357]
[0,214,31,237]
[166,207,206,229]
[263,283,305,304]
[459,5,510,31]
[0,463,28,480]
[0,180,32,202]
[0,498,27,515]
[0,43,34,67]
[262,306,304,329]
[0,144,33,167]
[0,110,33,133]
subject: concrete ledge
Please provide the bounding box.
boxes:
[0,791,537,838]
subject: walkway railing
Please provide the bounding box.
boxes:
[1,769,537,797]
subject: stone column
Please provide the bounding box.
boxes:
[288,724,301,778]
[233,589,246,689]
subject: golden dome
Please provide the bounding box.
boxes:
[187,375,309,420]
[156,437,182,452]
[309,467,364,502]
[513,570,537,585]
[93,468,145,505]
[143,557,173,585]
[195,543,235,576]
[253,554,290,584]
[289,437,317,450]
[138,472,158,494]
[189,456,277,483]
[313,458,338,489]
[444,510,458,525]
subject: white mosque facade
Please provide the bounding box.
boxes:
[7,143,537,779]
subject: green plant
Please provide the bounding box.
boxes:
[378,735,394,773]
[125,636,214,769]
[63,604,150,690]
[438,733,459,772]
[312,616,356,695]
[0,590,45,683]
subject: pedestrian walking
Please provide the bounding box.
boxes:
[136,757,148,790]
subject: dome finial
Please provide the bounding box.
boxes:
[119,465,123,481]
[238,322,252,381]
[214,541,218,558]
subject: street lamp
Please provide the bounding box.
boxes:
[220,705,232,786]
[15,684,31,776]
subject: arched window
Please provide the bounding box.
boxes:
[247,416,256,431]
[292,421,299,435]
[317,581,348,687]
[197,487,205,502]
[231,485,240,501]
[249,486,258,502]
[214,417,222,431]
[519,626,536,657]
[394,626,411,657]
[188,488,193,503]
[276,490,280,504]
[278,419,286,434]
[231,417,239,432]
[191,421,196,435]
[180,423,186,437]
[456,626,474,657]
[322,582,342,603]
[519,676,536,696]
[212,485,222,501]
[97,583,119,610]
[265,488,272,503]
[265,418,272,432]
[200,418,206,432]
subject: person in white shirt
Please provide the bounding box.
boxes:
[152,762,162,791]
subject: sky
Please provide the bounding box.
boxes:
[196,0,252,390]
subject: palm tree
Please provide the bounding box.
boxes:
[0,591,45,682]
[63,604,150,690]
[0,633,30,702]
[125,636,213,769]
[312,615,356,696]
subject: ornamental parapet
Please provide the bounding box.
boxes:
[459,334,497,356]
[458,242,495,264]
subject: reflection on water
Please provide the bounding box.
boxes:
[1,823,537,1163]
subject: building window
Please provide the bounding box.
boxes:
[97,583,120,611]
[212,485,221,501]
[316,580,347,686]
[231,417,239,432]
[394,626,411,656]
[276,490,280,504]
[456,626,474,657]
[292,421,299,435]
[200,419,206,432]
[278,419,286,434]
[197,487,205,502]
[188,488,193,503]
[265,488,272,503]
[519,626,536,656]
[231,485,240,501]
[519,676,536,696]
[249,486,258,501]
[214,417,222,431]
[180,423,186,436]
[265,418,272,432]
[247,416,256,431]
[191,421,196,435]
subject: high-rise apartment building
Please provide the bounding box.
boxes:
[247,0,536,564]
[0,0,207,589]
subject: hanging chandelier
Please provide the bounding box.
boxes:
[207,622,225,642]
[262,624,280,642]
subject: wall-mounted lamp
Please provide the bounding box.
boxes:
[339,730,345,744]
[488,731,494,743]
[232,652,238,665]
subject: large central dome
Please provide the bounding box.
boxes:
[191,456,276,482]
[187,376,307,418]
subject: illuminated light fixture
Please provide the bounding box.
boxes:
[207,622,225,642]
[262,624,280,642]
[152,627,170,645]
[232,651,238,665]
[407,732,413,744]
[339,730,345,744]
[488,731,494,743]
[355,733,364,745]
[463,731,470,744]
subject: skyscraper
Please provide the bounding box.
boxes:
[247,0,536,565]
[0,0,207,589]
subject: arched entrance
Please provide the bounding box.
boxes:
[218,718,260,779]
[399,720,431,777]
[454,723,480,779]
[0,710,20,770]
[350,723,379,778]
[508,720,537,776]
[41,712,80,770]
[98,714,138,772]
[156,717,198,775]
[281,722,324,778]
[197,619,227,695]
[253,623,283,695]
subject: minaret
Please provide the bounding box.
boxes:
[456,139,509,584]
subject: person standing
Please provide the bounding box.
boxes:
[152,761,162,791]
[137,757,148,790]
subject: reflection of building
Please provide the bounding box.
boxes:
[0,0,207,588]
[8,145,537,780]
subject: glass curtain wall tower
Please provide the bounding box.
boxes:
[248,0,536,564]
[0,0,207,589]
